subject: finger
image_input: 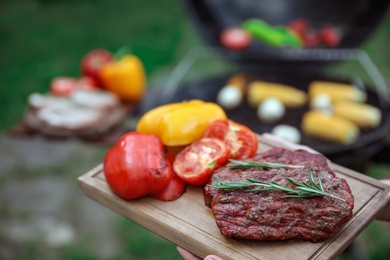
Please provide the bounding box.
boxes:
[204,255,224,260]
[176,246,201,260]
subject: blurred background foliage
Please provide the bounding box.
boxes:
[1,0,390,259]
[0,0,202,130]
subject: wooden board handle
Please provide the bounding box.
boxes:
[376,179,390,222]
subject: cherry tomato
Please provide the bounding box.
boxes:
[104,132,174,200]
[81,49,113,87]
[303,31,321,48]
[320,26,340,48]
[173,138,229,186]
[50,77,78,96]
[220,27,252,51]
[203,119,258,159]
[288,19,309,38]
[151,174,186,201]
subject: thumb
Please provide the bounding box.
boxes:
[204,255,224,260]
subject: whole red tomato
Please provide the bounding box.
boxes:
[220,27,252,51]
[203,119,258,159]
[81,49,113,87]
[104,132,176,200]
[173,138,229,186]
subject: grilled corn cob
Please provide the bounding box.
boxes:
[308,81,367,103]
[333,101,381,128]
[302,110,359,144]
[247,81,307,108]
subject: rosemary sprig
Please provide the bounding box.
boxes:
[211,171,345,202]
[227,159,303,169]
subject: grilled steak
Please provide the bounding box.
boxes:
[204,148,354,242]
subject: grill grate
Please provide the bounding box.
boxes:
[139,47,390,167]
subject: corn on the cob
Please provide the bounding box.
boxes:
[308,81,367,103]
[333,101,381,128]
[247,81,307,108]
[301,110,359,144]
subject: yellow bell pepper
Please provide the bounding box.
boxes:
[99,55,146,102]
[136,100,227,146]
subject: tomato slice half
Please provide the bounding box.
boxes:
[203,119,258,159]
[173,138,229,186]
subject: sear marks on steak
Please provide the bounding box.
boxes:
[204,148,354,242]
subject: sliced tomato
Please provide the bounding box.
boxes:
[151,174,186,201]
[50,77,78,96]
[50,76,99,96]
[173,138,229,186]
[75,76,99,90]
[203,119,258,159]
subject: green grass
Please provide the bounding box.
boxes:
[113,218,179,260]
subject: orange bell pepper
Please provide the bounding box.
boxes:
[99,54,146,102]
[136,100,227,146]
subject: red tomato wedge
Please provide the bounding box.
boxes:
[203,119,258,159]
[173,138,229,186]
[151,174,186,201]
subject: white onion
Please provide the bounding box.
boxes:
[216,85,243,109]
[310,94,332,114]
[257,98,285,122]
[271,124,301,144]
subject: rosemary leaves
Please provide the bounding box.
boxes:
[211,170,345,201]
[227,159,303,169]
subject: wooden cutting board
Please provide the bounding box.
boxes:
[78,135,390,260]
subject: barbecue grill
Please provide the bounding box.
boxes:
[138,0,390,168]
